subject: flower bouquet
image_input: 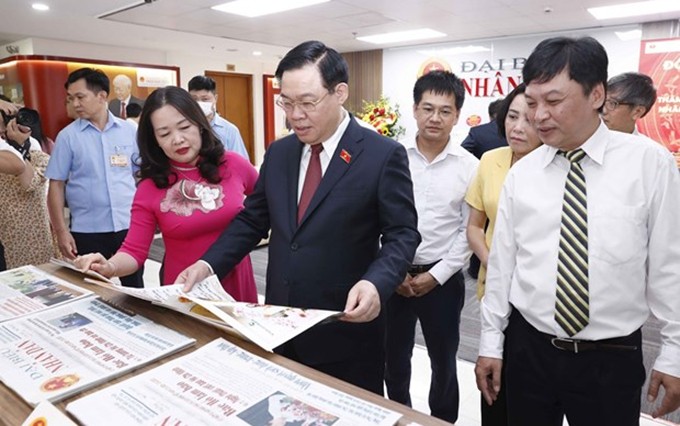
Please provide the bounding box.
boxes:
[359,96,406,139]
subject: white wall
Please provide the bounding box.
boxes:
[383,25,642,145]
[11,37,279,165]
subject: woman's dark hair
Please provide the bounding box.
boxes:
[136,86,225,188]
[496,83,527,139]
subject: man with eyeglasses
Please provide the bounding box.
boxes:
[601,72,656,135]
[384,71,478,423]
[178,40,420,394]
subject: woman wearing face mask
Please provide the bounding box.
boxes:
[76,86,258,302]
[464,83,542,425]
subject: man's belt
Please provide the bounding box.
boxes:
[407,260,440,275]
[549,334,639,354]
[514,310,639,354]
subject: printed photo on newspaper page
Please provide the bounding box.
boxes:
[0,265,93,322]
[68,338,401,426]
[0,297,195,406]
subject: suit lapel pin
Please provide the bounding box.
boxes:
[340,149,352,164]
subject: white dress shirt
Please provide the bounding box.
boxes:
[406,138,479,284]
[480,122,680,378]
[297,111,350,202]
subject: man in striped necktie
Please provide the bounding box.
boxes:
[475,36,680,424]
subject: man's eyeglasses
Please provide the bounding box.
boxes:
[417,105,455,120]
[276,91,331,113]
[603,99,634,111]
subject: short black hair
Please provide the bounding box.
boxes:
[65,68,110,95]
[275,40,348,92]
[488,98,504,120]
[496,83,527,138]
[413,71,465,110]
[125,102,143,118]
[523,36,608,97]
[188,75,217,93]
[607,72,657,117]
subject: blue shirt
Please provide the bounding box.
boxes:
[46,113,138,233]
[211,114,249,160]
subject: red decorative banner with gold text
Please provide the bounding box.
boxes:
[638,38,680,165]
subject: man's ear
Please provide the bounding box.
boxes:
[590,83,605,110]
[334,82,349,104]
[631,105,647,121]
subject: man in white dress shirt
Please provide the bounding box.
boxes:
[475,36,680,424]
[384,70,478,423]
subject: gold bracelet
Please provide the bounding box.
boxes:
[107,259,118,277]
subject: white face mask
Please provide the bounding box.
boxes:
[197,101,214,117]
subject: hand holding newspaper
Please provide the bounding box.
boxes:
[76,274,342,352]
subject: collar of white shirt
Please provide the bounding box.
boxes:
[539,121,609,169]
[406,134,467,164]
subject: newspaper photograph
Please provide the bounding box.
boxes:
[0,297,195,406]
[0,265,93,322]
[68,338,401,426]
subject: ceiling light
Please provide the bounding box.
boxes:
[32,3,49,11]
[356,29,446,45]
[615,29,642,40]
[212,0,329,18]
[588,0,680,20]
[252,51,262,56]
[418,45,490,56]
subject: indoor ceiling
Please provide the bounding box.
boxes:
[0,0,679,61]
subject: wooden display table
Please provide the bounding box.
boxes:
[0,264,451,425]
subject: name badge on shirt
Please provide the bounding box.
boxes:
[110,154,129,167]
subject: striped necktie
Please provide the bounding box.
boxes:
[555,148,589,336]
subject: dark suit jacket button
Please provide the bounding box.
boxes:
[291,243,298,251]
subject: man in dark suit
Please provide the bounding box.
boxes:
[178,40,420,394]
[108,74,144,118]
[461,98,507,159]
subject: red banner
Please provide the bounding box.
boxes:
[638,38,680,163]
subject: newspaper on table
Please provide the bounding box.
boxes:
[21,401,77,426]
[67,338,402,426]
[0,265,93,322]
[84,274,342,352]
[0,296,195,406]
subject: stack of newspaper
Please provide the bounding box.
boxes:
[0,266,195,406]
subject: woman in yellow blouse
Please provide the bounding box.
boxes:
[465,83,541,425]
[466,83,542,299]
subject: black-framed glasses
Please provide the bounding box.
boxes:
[603,99,634,110]
[276,91,331,113]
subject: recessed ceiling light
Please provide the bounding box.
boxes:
[418,45,491,56]
[588,0,680,20]
[252,51,262,56]
[212,0,329,18]
[32,3,49,11]
[357,29,446,45]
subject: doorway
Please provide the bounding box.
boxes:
[206,71,255,162]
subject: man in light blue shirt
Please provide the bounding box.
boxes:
[187,75,249,161]
[46,68,143,287]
